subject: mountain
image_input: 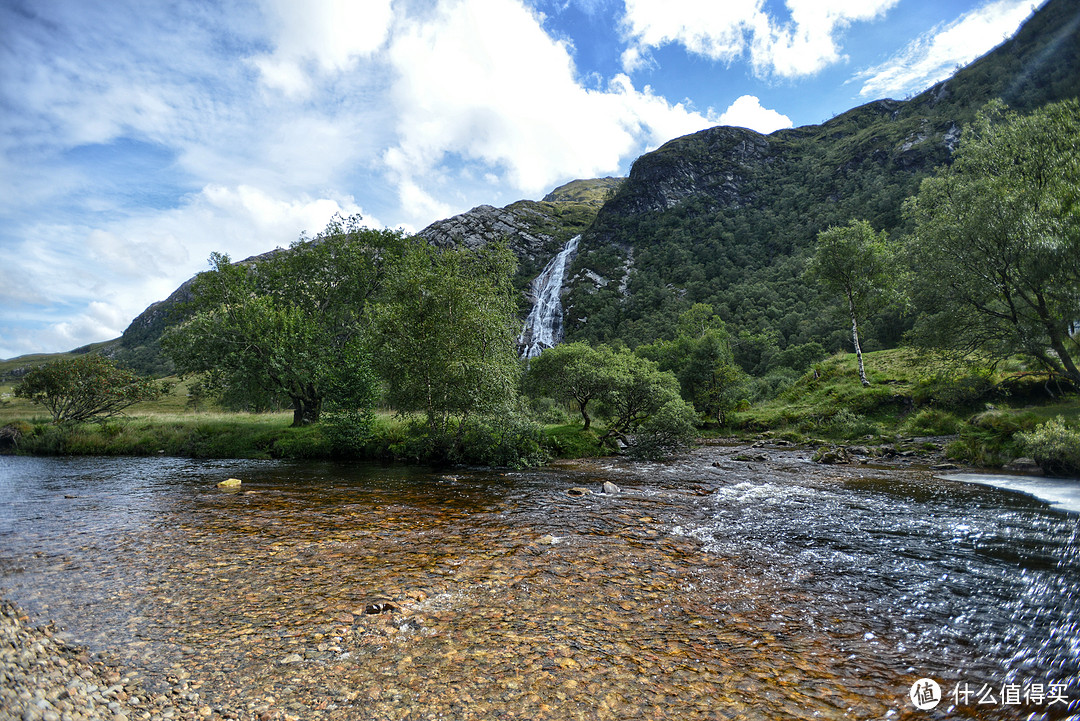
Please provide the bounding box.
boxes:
[64,0,1080,377]
[561,0,1080,365]
[414,178,622,312]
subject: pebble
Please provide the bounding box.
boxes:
[0,599,236,721]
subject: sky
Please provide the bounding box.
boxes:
[0,0,1046,359]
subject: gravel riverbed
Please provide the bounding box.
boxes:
[1,599,221,721]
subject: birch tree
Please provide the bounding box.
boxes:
[807,220,892,386]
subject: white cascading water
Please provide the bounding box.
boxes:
[518,235,580,358]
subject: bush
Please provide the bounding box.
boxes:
[388,414,549,468]
[820,408,879,439]
[626,398,698,460]
[272,425,331,459]
[946,410,1036,467]
[1017,416,1080,477]
[903,408,961,436]
[455,415,549,468]
[542,424,607,458]
[913,368,994,410]
[321,409,376,457]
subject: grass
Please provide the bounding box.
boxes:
[734,347,1080,467]
[5,348,1076,468]
[541,424,609,458]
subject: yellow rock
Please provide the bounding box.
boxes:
[217,478,242,488]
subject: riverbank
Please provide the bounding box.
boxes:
[1,599,217,721]
[0,414,609,467]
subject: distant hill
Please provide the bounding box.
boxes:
[561,0,1080,362]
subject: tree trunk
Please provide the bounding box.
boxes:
[849,294,870,387]
[291,395,322,427]
[580,400,591,430]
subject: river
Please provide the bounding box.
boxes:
[1,444,1078,720]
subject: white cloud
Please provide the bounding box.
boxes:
[251,0,394,96]
[384,0,717,227]
[718,95,793,134]
[0,186,368,358]
[855,0,1036,99]
[620,0,898,77]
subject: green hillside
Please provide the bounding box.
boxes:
[562,0,1080,359]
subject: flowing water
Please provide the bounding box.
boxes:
[518,235,579,359]
[1,446,1078,720]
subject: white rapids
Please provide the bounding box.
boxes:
[938,472,1080,514]
[518,235,580,359]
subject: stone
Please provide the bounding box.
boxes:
[812,446,851,464]
[566,487,591,497]
[279,654,302,664]
[216,478,242,488]
[601,481,620,494]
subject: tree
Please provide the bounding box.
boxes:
[904,99,1080,386]
[637,304,745,424]
[598,350,684,437]
[807,219,893,386]
[15,355,167,424]
[525,342,614,430]
[374,241,522,456]
[598,349,698,457]
[163,216,406,426]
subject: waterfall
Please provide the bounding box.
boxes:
[518,235,580,359]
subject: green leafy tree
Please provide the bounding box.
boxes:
[598,350,685,436]
[525,342,615,430]
[807,219,893,386]
[638,304,745,424]
[905,99,1080,385]
[374,241,522,457]
[163,216,405,426]
[15,355,167,424]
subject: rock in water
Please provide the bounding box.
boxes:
[601,481,620,494]
[217,478,242,488]
[567,487,591,497]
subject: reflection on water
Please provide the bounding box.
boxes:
[1,449,1078,720]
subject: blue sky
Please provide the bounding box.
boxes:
[0,0,1045,359]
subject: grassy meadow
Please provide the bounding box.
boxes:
[3,347,1078,468]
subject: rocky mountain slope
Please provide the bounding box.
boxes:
[105,178,620,373]
[561,0,1080,353]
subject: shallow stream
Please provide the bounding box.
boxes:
[1,444,1077,719]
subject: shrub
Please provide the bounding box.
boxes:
[321,409,376,457]
[821,408,879,439]
[1017,416,1080,477]
[946,410,1036,467]
[15,356,168,424]
[455,415,549,468]
[903,408,961,436]
[626,398,698,460]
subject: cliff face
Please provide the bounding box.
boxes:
[602,127,771,218]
